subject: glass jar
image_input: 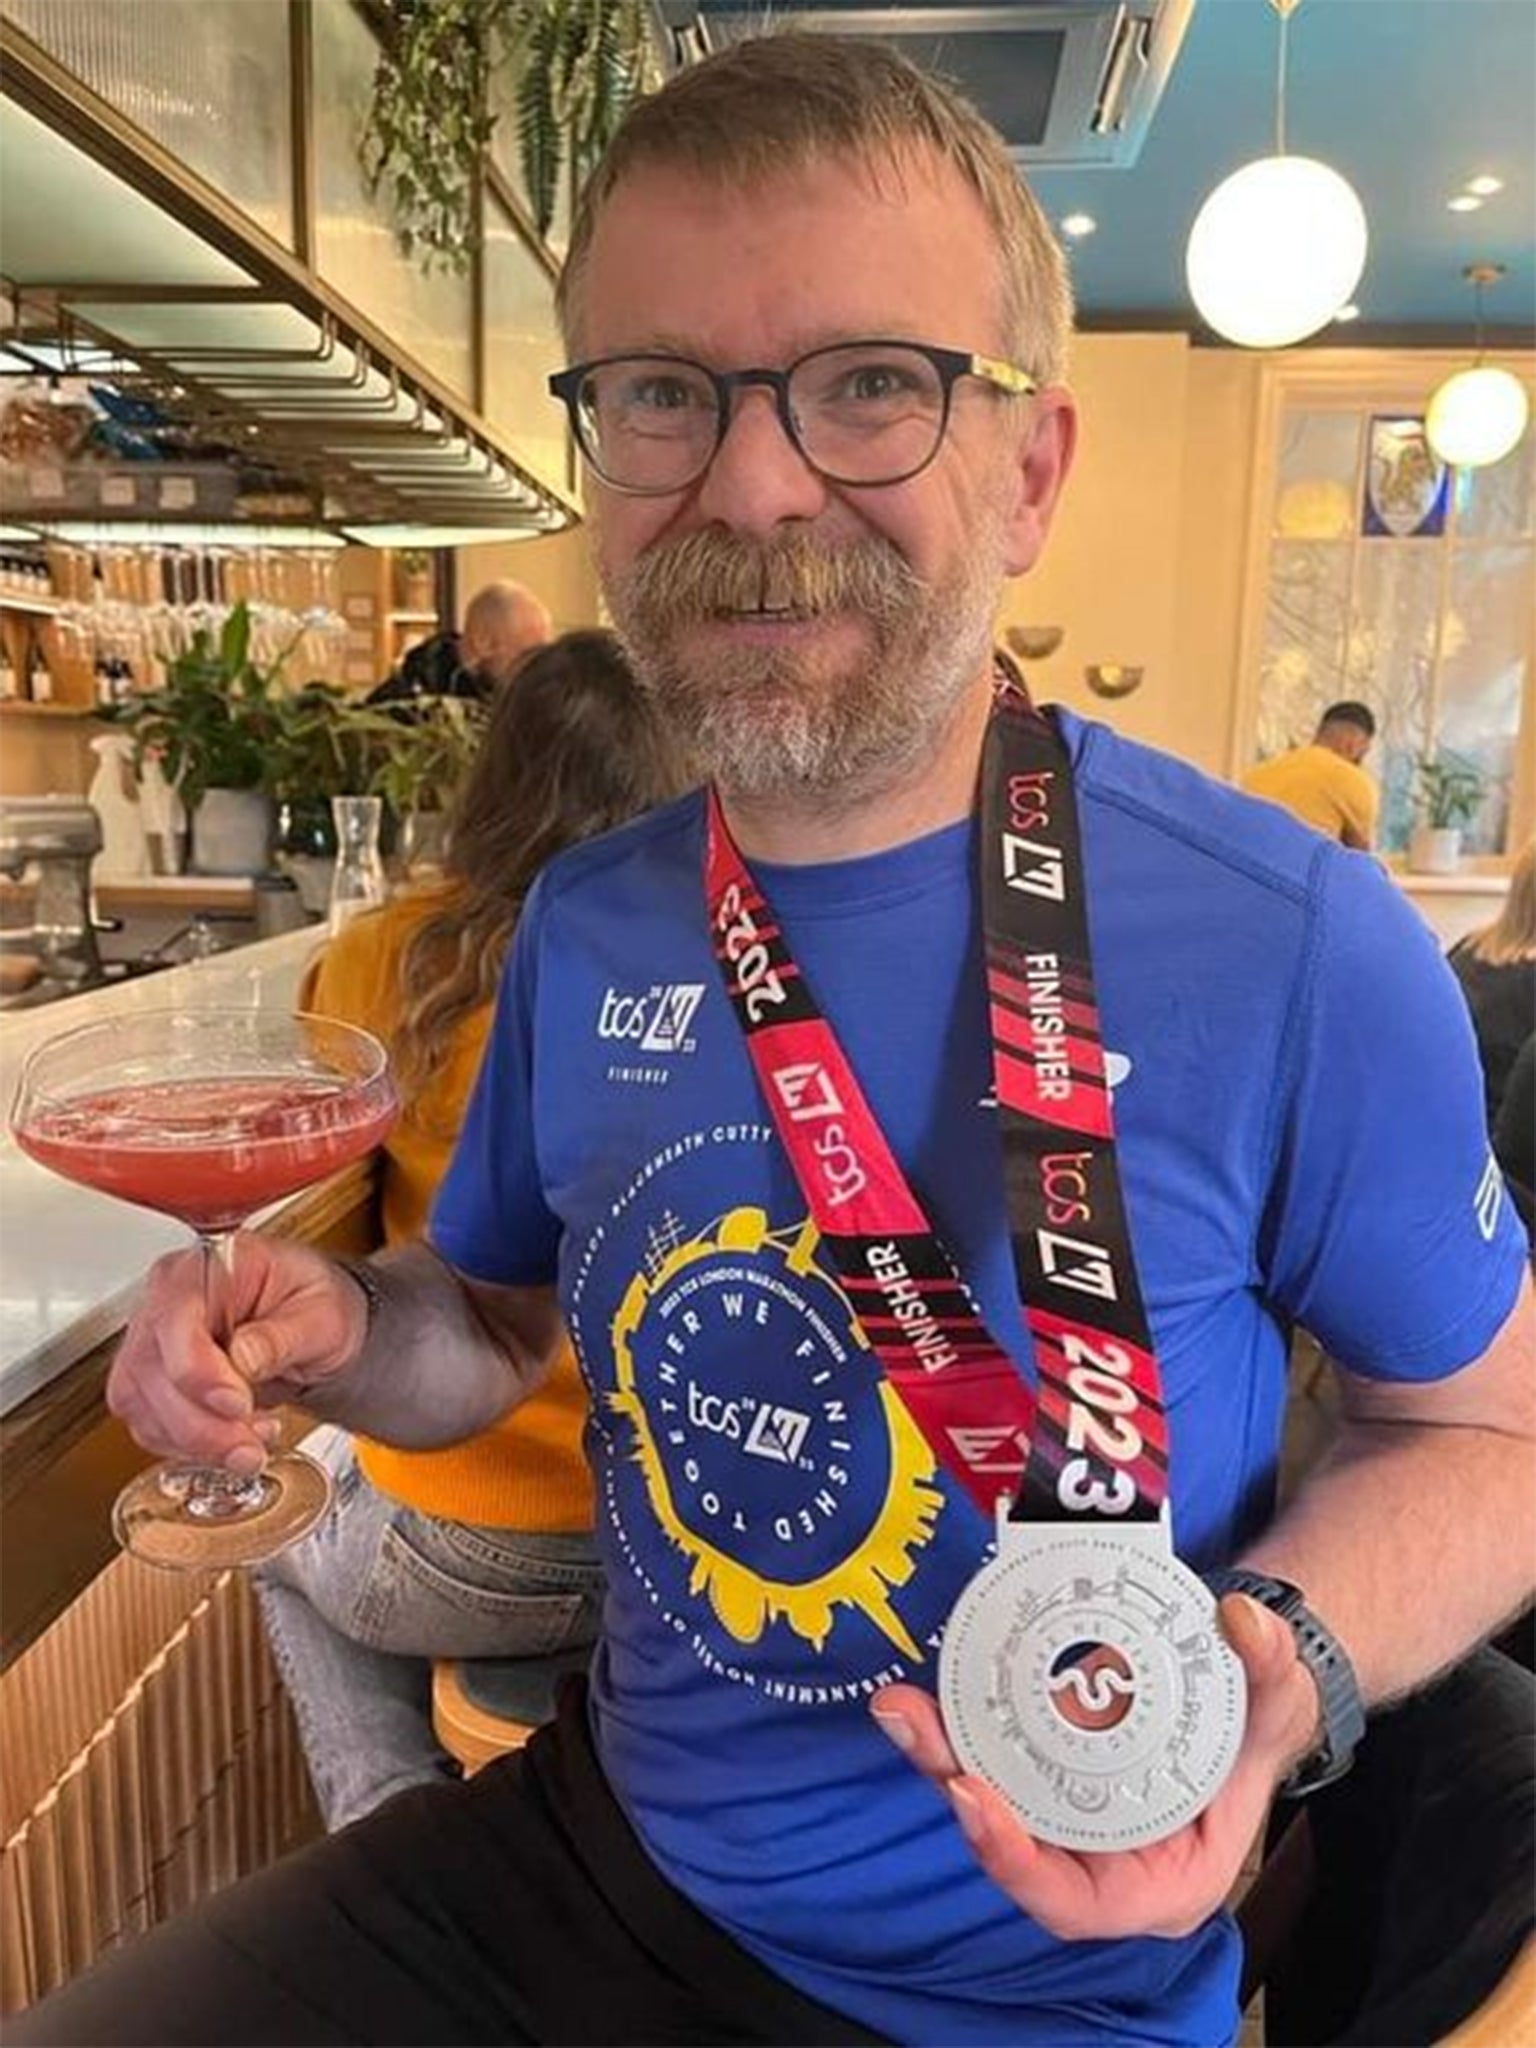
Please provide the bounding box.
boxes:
[327,795,387,936]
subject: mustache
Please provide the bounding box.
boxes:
[616,527,925,630]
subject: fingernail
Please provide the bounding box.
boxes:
[871,1709,917,1755]
[204,1386,251,1420]
[228,1331,269,1378]
[253,1416,283,1446]
[226,1444,265,1477]
[949,1780,987,1847]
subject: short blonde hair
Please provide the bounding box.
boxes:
[1466,836,1536,967]
[557,33,1073,383]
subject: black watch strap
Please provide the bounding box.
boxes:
[336,1256,386,1334]
[1206,1567,1366,1796]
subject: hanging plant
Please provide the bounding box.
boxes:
[362,0,652,267]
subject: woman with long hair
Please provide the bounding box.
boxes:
[257,630,687,1830]
[1449,836,1536,1128]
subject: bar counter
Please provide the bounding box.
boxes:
[0,929,380,1667]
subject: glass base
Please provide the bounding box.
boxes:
[112,1450,332,1570]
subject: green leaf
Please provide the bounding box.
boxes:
[219,598,252,678]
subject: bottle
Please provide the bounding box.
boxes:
[26,629,53,704]
[86,733,150,878]
[0,639,16,701]
[327,795,387,936]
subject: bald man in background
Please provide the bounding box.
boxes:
[460,579,554,691]
[368,578,553,704]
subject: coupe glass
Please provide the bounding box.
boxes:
[11,1009,398,1570]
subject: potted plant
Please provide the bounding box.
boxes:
[355,695,490,873]
[1410,752,1487,874]
[266,679,377,912]
[361,0,652,258]
[113,604,285,875]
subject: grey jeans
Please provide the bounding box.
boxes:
[255,1426,604,1831]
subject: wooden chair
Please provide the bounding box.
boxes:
[1239,1647,1535,2046]
[432,1646,592,1776]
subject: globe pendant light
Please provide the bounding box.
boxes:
[1426,265,1532,470]
[1186,0,1368,349]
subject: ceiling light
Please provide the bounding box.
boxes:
[1185,0,1367,349]
[1425,264,1531,470]
[1446,195,1483,213]
[1464,175,1504,197]
[27,520,347,548]
[1334,303,1361,323]
[1060,213,1097,239]
[339,523,550,548]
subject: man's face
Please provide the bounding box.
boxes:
[575,150,1072,802]
[462,606,545,685]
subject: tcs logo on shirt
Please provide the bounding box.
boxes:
[597,983,705,1055]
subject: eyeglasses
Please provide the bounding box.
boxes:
[548,340,1036,496]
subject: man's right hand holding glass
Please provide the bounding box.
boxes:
[107,1240,564,1476]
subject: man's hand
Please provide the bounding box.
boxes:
[870,1593,1320,1941]
[107,1234,366,1477]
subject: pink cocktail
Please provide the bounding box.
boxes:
[19,1077,397,1231]
[10,1009,398,1570]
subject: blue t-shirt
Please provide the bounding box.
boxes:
[434,710,1524,2047]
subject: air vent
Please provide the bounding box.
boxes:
[663,1,1197,170]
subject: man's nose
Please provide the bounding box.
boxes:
[694,384,828,537]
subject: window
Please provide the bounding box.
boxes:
[1241,359,1534,859]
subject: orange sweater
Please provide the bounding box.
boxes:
[303,890,592,1531]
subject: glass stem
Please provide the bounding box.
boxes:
[179,1230,269,1520]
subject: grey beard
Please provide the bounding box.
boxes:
[638,616,993,804]
[603,527,1004,804]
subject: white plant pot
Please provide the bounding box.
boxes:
[192,788,272,876]
[1408,824,1464,875]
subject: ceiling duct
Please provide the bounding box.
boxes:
[656,0,1197,169]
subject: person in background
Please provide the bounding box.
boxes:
[368,578,554,704]
[25,36,1533,2048]
[1448,836,1536,1131]
[1242,700,1380,849]
[1494,1030,1535,1244]
[256,629,687,1830]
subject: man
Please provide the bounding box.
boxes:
[23,35,1532,2048]
[368,578,553,702]
[1242,700,1380,849]
[460,578,553,690]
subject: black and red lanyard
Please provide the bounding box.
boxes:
[705,674,1169,1528]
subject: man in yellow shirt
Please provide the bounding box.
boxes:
[1243,701,1380,849]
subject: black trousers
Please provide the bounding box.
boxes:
[10,1681,885,2048]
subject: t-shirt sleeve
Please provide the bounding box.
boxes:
[429,877,561,1286]
[1260,847,1525,1379]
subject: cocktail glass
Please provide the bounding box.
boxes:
[10,1008,398,1569]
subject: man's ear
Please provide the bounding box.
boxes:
[1000,388,1077,578]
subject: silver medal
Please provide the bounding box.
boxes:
[938,1504,1246,1852]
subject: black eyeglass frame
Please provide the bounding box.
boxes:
[547,339,1037,496]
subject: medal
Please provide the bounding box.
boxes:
[939,1505,1245,1851]
[707,676,1248,1854]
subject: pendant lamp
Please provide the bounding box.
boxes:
[1186,0,1367,349]
[1426,265,1532,470]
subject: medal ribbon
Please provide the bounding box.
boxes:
[704,673,1167,1526]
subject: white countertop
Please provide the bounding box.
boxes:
[0,929,324,1417]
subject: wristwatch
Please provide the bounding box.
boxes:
[336,1256,385,1334]
[1205,1567,1366,1796]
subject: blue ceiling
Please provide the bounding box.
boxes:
[1028,0,1535,335]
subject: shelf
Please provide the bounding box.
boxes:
[0,700,97,719]
[0,593,63,617]
[387,609,440,625]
